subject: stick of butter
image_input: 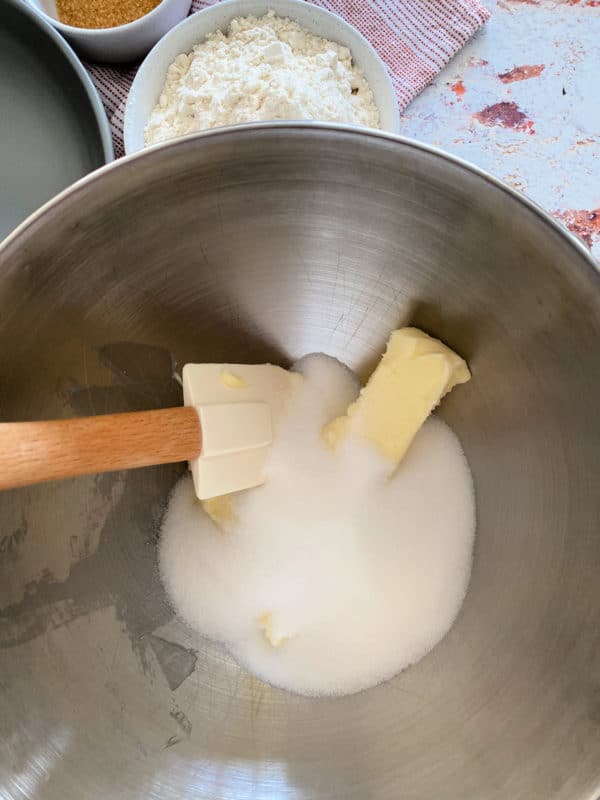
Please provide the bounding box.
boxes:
[322,328,470,467]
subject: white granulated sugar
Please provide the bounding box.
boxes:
[145,11,381,145]
[159,354,475,697]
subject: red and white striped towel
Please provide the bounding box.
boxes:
[87,0,489,158]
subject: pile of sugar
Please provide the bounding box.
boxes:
[159,354,475,696]
[145,12,381,146]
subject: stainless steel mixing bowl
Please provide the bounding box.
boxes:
[1,125,599,800]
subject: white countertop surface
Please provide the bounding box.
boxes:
[399,0,600,259]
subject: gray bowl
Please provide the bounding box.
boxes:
[0,0,113,241]
[0,125,599,800]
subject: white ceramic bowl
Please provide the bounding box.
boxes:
[26,0,193,63]
[123,0,400,153]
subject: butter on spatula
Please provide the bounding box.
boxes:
[322,328,470,468]
[183,363,299,500]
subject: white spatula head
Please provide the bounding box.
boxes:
[182,363,299,500]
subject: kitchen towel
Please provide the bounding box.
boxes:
[87,0,490,158]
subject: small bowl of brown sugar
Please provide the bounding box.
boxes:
[26,0,192,63]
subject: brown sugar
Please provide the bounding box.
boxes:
[55,0,162,29]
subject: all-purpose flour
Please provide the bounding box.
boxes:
[144,12,381,145]
[159,354,476,697]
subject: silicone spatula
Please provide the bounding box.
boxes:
[0,363,296,499]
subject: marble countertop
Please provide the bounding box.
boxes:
[399,0,600,259]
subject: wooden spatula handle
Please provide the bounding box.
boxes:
[0,407,202,491]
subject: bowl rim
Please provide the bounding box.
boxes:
[24,0,184,37]
[123,0,400,153]
[1,122,598,287]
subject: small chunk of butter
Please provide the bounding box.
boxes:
[220,370,247,389]
[322,327,470,467]
[202,495,237,527]
[258,612,291,648]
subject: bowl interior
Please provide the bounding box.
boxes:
[0,126,599,800]
[124,0,400,153]
[0,0,112,240]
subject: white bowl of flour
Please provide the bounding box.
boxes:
[123,0,400,154]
